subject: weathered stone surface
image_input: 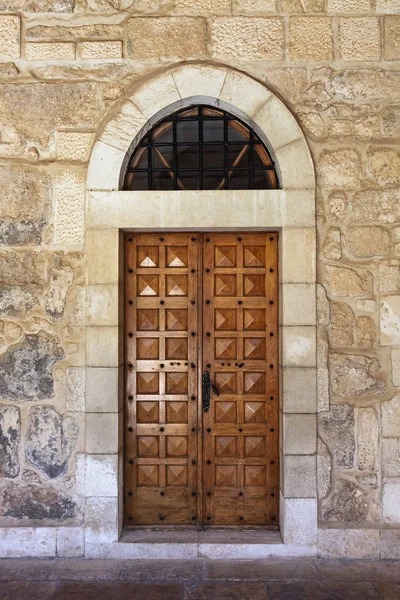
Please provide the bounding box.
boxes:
[382,394,400,437]
[321,480,369,523]
[356,299,376,313]
[212,17,284,60]
[322,228,341,260]
[321,265,373,297]
[27,23,123,40]
[354,316,376,349]
[317,284,329,327]
[357,407,379,471]
[328,302,354,347]
[0,332,64,402]
[380,295,400,345]
[331,69,400,103]
[281,0,324,10]
[319,404,355,468]
[298,111,325,139]
[328,0,370,11]
[380,261,400,293]
[175,0,230,11]
[289,17,332,60]
[392,351,400,387]
[350,189,400,224]
[0,0,74,10]
[66,367,85,412]
[382,106,400,137]
[127,17,206,59]
[368,148,400,187]
[318,149,361,188]
[384,16,400,60]
[0,482,77,521]
[339,17,380,61]
[54,170,85,246]
[0,15,20,58]
[0,251,44,317]
[44,255,74,320]
[32,62,134,82]
[25,406,78,478]
[326,191,348,222]
[383,482,400,523]
[346,226,390,258]
[0,165,51,245]
[329,353,386,397]
[382,438,400,477]
[317,438,332,500]
[0,405,20,478]
[376,0,400,11]
[232,0,276,12]
[0,62,18,77]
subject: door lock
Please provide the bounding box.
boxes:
[202,370,219,412]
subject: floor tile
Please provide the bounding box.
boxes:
[374,582,400,599]
[0,559,59,581]
[205,559,319,581]
[185,582,268,599]
[54,581,183,600]
[121,559,203,581]
[0,581,58,600]
[316,560,400,582]
[54,558,122,580]
[267,582,381,600]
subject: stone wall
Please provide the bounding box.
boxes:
[0,0,399,558]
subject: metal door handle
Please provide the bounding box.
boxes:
[202,370,219,412]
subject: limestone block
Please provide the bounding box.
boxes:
[328,0,370,11]
[100,101,147,153]
[25,42,75,60]
[32,62,131,82]
[85,497,118,543]
[212,17,284,60]
[317,285,329,327]
[0,0,74,10]
[382,393,400,437]
[75,454,85,497]
[173,64,227,101]
[380,261,400,293]
[0,482,77,521]
[289,18,333,60]
[368,148,400,187]
[276,138,315,190]
[0,16,20,58]
[318,149,361,188]
[391,351,400,387]
[282,327,316,368]
[298,111,326,140]
[0,405,20,478]
[346,226,390,258]
[0,528,56,558]
[284,414,316,455]
[282,498,317,546]
[132,72,180,121]
[253,96,303,150]
[317,438,331,500]
[87,285,119,327]
[321,265,373,297]
[381,529,400,559]
[281,228,316,284]
[346,529,380,559]
[383,438,400,477]
[357,407,379,471]
[282,284,316,326]
[328,302,354,348]
[174,0,231,11]
[27,23,123,40]
[86,413,119,454]
[56,527,84,558]
[127,17,206,59]
[322,229,341,261]
[377,0,400,12]
[356,299,376,313]
[339,18,381,60]
[45,256,74,320]
[317,367,329,413]
[57,132,94,162]
[321,480,369,523]
[219,71,272,119]
[284,456,316,498]
[381,106,400,137]
[233,0,277,12]
[329,353,386,398]
[350,189,400,224]
[281,0,324,10]
[354,316,376,349]
[319,404,354,468]
[86,229,120,285]
[384,16,400,60]
[86,367,120,413]
[380,296,400,345]
[85,455,118,497]
[326,191,347,222]
[86,142,125,191]
[80,41,122,59]
[66,367,85,412]
[318,529,345,558]
[282,368,317,413]
[86,327,119,368]
[383,482,400,523]
[54,170,85,245]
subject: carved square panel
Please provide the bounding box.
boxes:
[244,372,265,395]
[137,338,159,360]
[166,337,188,360]
[215,436,237,457]
[137,246,159,268]
[215,338,237,360]
[245,402,266,423]
[137,401,159,423]
[215,246,236,268]
[166,401,188,423]
[244,275,265,297]
[137,372,159,395]
[215,275,237,296]
[243,309,265,331]
[244,246,265,267]
[245,436,266,458]
[245,465,266,487]
[215,465,237,487]
[167,465,188,486]
[138,275,159,296]
[166,436,188,457]
[215,372,237,395]
[166,372,188,395]
[137,309,159,331]
[215,401,237,423]
[214,309,236,331]
[166,275,188,296]
[137,465,159,486]
[137,436,159,458]
[166,309,188,331]
[167,246,188,268]
[244,338,266,360]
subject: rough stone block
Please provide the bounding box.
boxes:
[282,284,316,326]
[25,42,75,60]
[284,414,316,455]
[382,438,400,477]
[328,0,371,11]
[380,296,400,345]
[319,404,354,468]
[56,527,84,557]
[321,265,373,298]
[318,149,361,188]
[351,189,400,224]
[0,528,56,558]
[57,131,94,162]
[318,529,345,558]
[86,229,120,285]
[317,438,332,500]
[87,285,119,327]
[377,0,400,12]
[284,456,316,498]
[281,228,316,284]
[54,169,85,245]
[329,353,386,398]
[379,261,400,293]
[282,368,317,413]
[339,17,381,60]
[321,479,370,524]
[381,393,400,437]
[368,148,400,187]
[346,226,390,258]
[26,23,123,40]
[282,0,324,10]
[357,407,379,471]
[233,0,277,12]
[384,16,400,59]
[346,529,380,559]
[66,367,85,412]
[85,497,118,543]
[86,327,119,368]
[86,413,119,454]
[391,350,400,387]
[289,17,332,60]
[212,17,284,60]
[80,41,122,59]
[85,454,118,497]
[0,405,20,478]
[0,482,77,522]
[0,16,20,58]
[381,529,400,559]
[86,367,120,413]
[383,482,400,523]
[174,0,231,11]
[282,327,316,368]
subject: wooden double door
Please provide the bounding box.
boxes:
[124,232,279,528]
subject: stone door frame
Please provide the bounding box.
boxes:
[85,63,318,557]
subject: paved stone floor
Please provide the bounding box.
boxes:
[0,558,400,599]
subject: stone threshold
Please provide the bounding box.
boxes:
[85,530,317,559]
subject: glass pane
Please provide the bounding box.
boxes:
[152,121,173,144]
[203,119,224,142]
[228,170,250,190]
[178,172,199,190]
[203,170,225,190]
[228,145,249,168]
[131,171,149,191]
[177,120,199,143]
[153,146,173,169]
[254,144,273,168]
[228,120,250,142]
[203,145,224,169]
[177,145,199,169]
[253,170,270,189]
[153,171,174,190]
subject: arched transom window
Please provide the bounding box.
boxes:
[122,105,279,191]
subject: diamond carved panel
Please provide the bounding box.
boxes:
[215,309,236,331]
[137,372,159,395]
[244,309,265,331]
[245,402,266,423]
[216,436,237,457]
[215,372,237,394]
[138,275,159,296]
[215,401,237,423]
[166,372,188,394]
[244,338,266,359]
[245,465,266,487]
[167,246,188,267]
[244,246,265,267]
[244,274,265,296]
[138,465,159,486]
[137,338,159,360]
[245,436,266,458]
[215,246,236,267]
[215,275,237,296]
[138,436,159,458]
[137,246,159,267]
[167,275,188,296]
[215,338,237,359]
[215,465,237,487]
[137,309,159,331]
[166,401,188,423]
[137,401,159,423]
[167,436,188,457]
[166,338,188,360]
[167,465,188,486]
[244,372,265,395]
[166,309,188,331]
